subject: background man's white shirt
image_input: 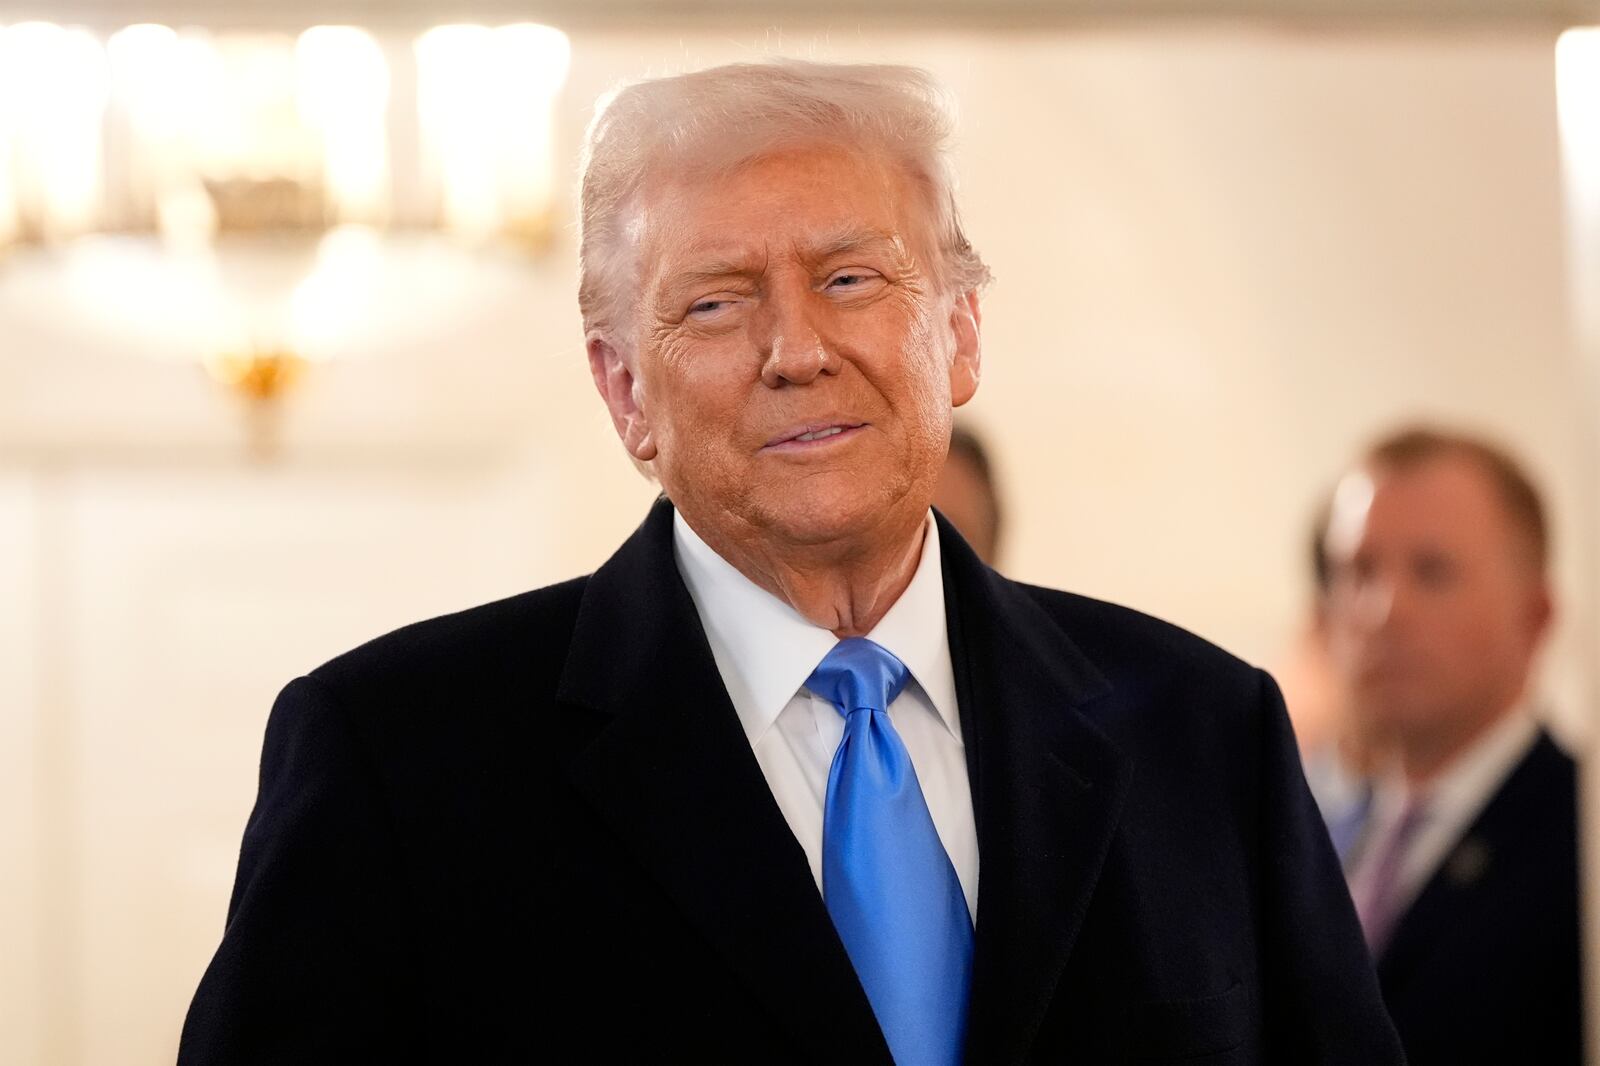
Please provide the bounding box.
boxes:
[673,509,980,921]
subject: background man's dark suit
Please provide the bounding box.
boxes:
[180,501,1402,1064]
[1374,730,1581,1065]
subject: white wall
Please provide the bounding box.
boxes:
[0,472,44,1066]
[1,22,1588,1065]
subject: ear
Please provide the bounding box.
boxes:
[947,289,982,408]
[587,332,658,462]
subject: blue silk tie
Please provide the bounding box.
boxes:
[808,638,973,1066]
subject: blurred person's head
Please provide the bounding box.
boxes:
[1319,427,1553,784]
[577,60,987,588]
[933,424,1003,564]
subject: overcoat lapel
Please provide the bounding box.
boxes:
[558,500,892,1063]
[1376,733,1556,990]
[936,513,1133,1065]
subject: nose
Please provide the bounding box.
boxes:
[753,282,840,388]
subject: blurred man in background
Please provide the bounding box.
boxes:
[1319,425,1581,1065]
[932,423,1003,565]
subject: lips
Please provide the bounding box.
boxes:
[764,421,867,448]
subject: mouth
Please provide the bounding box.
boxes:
[763,421,868,451]
[1356,653,1421,684]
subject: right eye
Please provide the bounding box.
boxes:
[686,295,742,321]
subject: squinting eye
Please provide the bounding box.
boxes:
[687,297,740,318]
[828,273,874,289]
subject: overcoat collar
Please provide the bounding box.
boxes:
[558,499,1130,1063]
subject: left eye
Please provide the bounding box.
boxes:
[825,270,887,297]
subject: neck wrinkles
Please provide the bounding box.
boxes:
[686,507,929,638]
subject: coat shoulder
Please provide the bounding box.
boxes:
[1490,731,1580,852]
[1014,581,1262,695]
[306,575,590,705]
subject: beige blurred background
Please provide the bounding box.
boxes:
[3,2,1600,1063]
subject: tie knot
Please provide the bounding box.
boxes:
[1396,796,1429,836]
[806,637,909,718]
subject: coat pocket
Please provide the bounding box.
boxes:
[1117,979,1248,1061]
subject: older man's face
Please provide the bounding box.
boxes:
[594,144,980,551]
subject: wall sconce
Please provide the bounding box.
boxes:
[0,18,571,455]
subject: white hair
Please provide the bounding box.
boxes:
[577,59,992,341]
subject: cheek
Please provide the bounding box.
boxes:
[1325,620,1366,669]
[645,339,753,455]
[1415,601,1512,682]
[869,300,951,412]
[649,329,712,379]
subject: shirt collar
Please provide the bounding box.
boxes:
[1372,701,1540,825]
[672,509,959,745]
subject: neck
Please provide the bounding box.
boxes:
[691,508,929,638]
[1399,698,1522,787]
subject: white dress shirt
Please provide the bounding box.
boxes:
[672,510,980,921]
[1346,705,1540,925]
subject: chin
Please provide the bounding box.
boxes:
[764,502,881,547]
[1359,683,1447,734]
[756,479,923,548]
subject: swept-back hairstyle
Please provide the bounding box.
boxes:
[577,59,992,339]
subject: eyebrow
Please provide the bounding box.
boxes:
[660,228,904,295]
[804,227,903,263]
[666,258,764,292]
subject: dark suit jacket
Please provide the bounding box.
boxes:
[1375,730,1581,1066]
[180,500,1401,1064]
